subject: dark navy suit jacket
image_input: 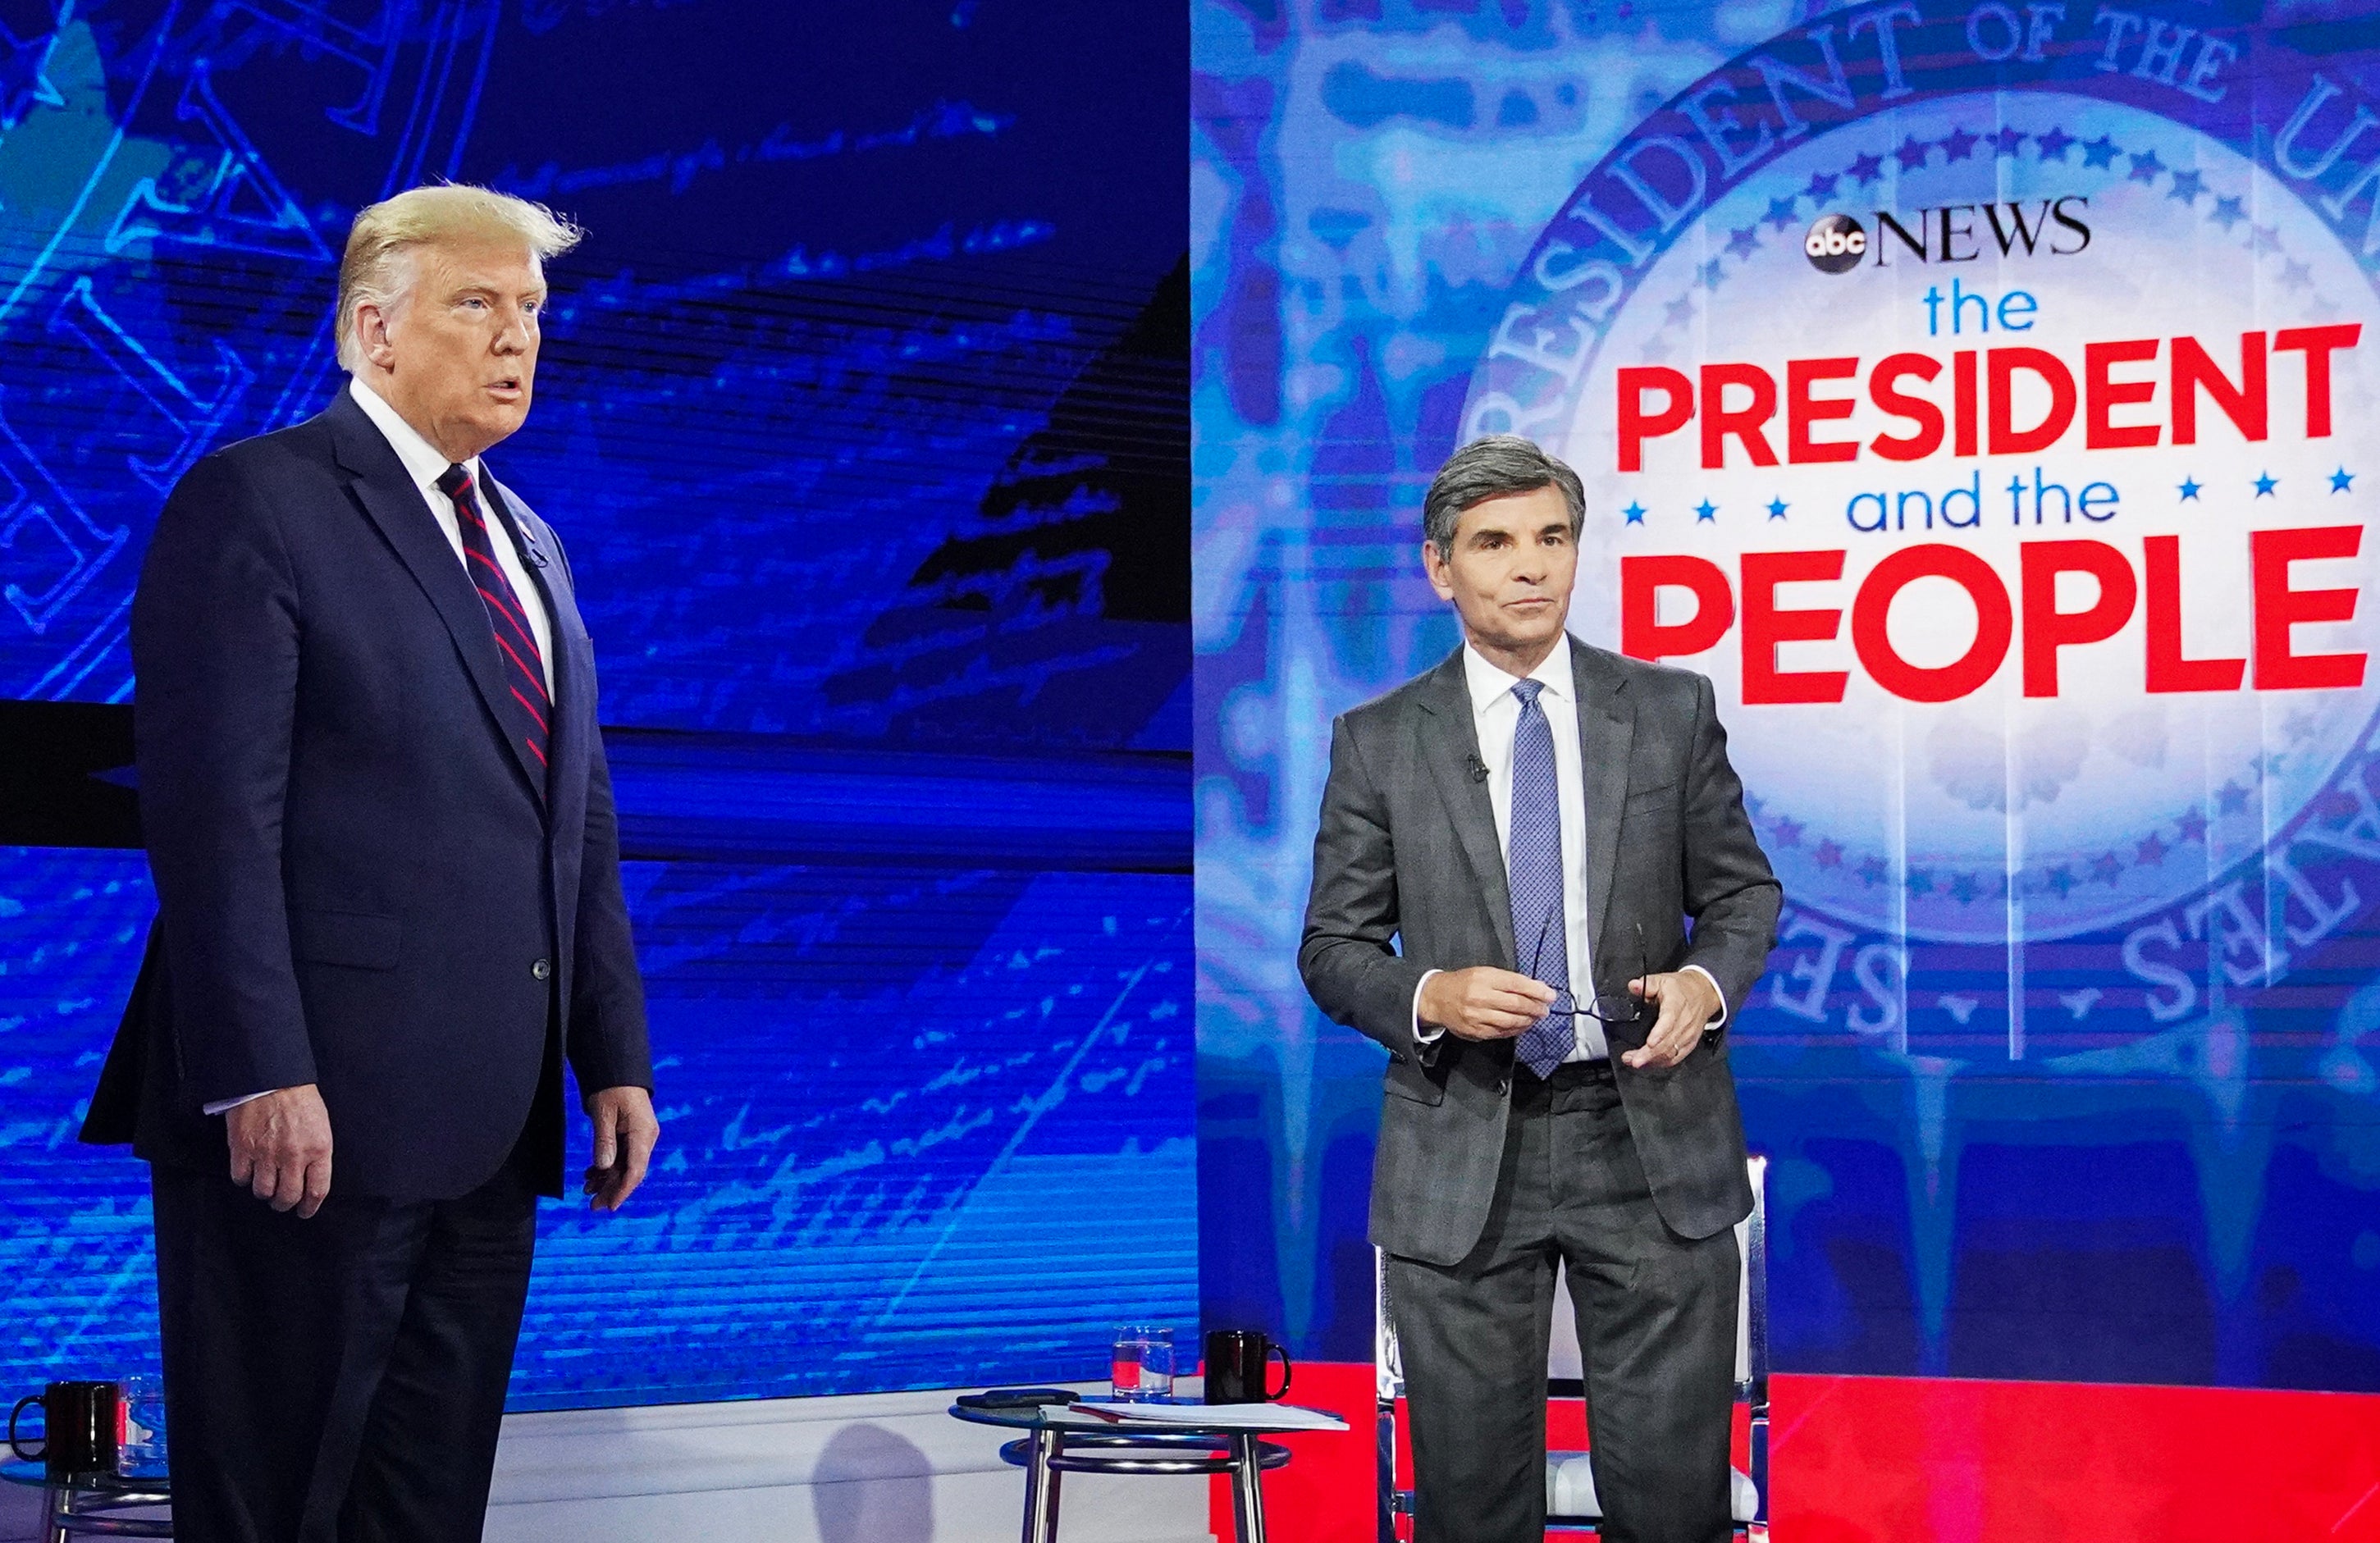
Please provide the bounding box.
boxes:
[83,388,652,1202]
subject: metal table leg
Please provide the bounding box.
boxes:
[1020,1427,1063,1543]
[1039,1429,1064,1540]
[47,1482,69,1543]
[1228,1432,1267,1543]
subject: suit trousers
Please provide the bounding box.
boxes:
[1385,1061,1738,1543]
[151,1117,545,1543]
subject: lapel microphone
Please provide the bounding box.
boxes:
[1466,753,1488,783]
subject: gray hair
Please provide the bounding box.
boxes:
[1422,435,1586,557]
[336,185,583,372]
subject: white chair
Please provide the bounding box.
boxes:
[1374,1154,1770,1541]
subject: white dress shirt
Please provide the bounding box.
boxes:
[347,377,555,694]
[201,379,557,1116]
[1412,634,1727,1061]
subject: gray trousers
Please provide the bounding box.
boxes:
[1385,1061,1738,1543]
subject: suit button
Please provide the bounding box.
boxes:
[532,959,550,980]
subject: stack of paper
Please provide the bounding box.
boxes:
[1067,1401,1349,1431]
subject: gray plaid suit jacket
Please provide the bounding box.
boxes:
[1299,639,1781,1264]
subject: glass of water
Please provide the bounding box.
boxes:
[119,1374,167,1479]
[1110,1326,1175,1401]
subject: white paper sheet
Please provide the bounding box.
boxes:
[1066,1401,1348,1431]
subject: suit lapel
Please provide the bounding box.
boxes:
[1572,642,1636,970]
[1416,647,1516,969]
[327,394,547,803]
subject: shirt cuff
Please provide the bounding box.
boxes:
[1410,968,1446,1048]
[1679,964,1729,1029]
[202,1090,275,1116]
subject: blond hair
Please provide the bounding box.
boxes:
[334,185,583,371]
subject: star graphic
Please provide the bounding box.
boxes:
[1725,224,1761,259]
[2044,865,2077,898]
[2218,781,2251,814]
[2090,853,2124,884]
[1772,817,1803,848]
[2332,467,2355,493]
[2081,135,2121,168]
[2177,808,2209,842]
[1664,294,1697,329]
[2209,194,2246,231]
[2254,472,2278,496]
[1906,868,1935,896]
[2178,477,2201,501]
[1989,126,2027,156]
[1638,337,1670,365]
[1894,135,1932,171]
[1623,501,1647,524]
[2282,258,2312,290]
[1694,499,1717,523]
[1766,496,1788,520]
[1762,195,1801,231]
[2034,126,2077,161]
[1815,840,1844,870]
[2252,223,2283,253]
[0,19,65,131]
[1857,856,1888,886]
[1940,126,1980,162]
[1847,151,1885,185]
[1944,873,1978,903]
[2126,148,2168,183]
[2167,168,2205,204]
[1700,258,1726,290]
[1803,170,1840,202]
[2136,833,2170,866]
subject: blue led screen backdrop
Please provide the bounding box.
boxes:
[1194,0,2380,1390]
[1,0,1192,1411]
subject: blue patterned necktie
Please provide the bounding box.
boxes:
[1507,679,1574,1076]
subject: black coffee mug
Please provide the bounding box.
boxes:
[1204,1329,1293,1404]
[8,1381,121,1477]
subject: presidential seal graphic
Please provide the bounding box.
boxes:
[1464,3,2380,1054]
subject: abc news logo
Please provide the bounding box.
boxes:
[1803,199,2091,274]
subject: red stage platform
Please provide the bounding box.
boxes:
[1214,1363,2380,1540]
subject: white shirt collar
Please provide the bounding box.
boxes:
[348,376,478,495]
[1461,632,1575,715]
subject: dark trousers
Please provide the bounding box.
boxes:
[1385,1061,1738,1543]
[151,1130,541,1543]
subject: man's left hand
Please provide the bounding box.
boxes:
[582,1085,659,1212]
[1621,970,1721,1071]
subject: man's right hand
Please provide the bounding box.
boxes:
[225,1084,334,1218]
[1418,968,1556,1041]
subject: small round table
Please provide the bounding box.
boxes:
[0,1463,171,1541]
[948,1401,1321,1543]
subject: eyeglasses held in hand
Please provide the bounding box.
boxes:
[1527,911,1651,1028]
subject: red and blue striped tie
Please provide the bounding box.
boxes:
[436,462,549,797]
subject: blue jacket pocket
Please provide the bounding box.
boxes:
[288,908,400,970]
